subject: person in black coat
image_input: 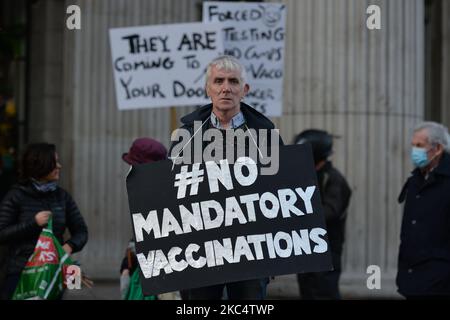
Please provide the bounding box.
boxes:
[397,121,450,298]
[0,143,88,299]
[294,129,351,300]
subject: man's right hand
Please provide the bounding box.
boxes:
[35,211,52,226]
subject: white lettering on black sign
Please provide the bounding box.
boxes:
[127,145,332,296]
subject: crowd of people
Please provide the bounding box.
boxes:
[0,56,449,300]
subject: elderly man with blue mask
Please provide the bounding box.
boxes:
[397,121,450,299]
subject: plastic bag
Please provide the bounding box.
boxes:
[125,270,156,300]
[12,217,75,300]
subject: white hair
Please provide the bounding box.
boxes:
[414,121,450,153]
[205,55,247,88]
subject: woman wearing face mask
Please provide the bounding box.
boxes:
[397,122,450,299]
[0,143,88,299]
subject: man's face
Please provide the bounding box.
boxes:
[206,66,249,115]
[411,129,442,160]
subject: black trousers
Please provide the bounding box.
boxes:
[181,278,269,300]
[297,270,341,300]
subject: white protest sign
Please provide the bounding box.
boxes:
[203,2,286,117]
[109,23,223,110]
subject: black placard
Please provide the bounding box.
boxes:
[126,144,333,296]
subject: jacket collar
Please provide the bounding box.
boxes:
[210,110,246,129]
[411,152,450,178]
[14,182,58,196]
[180,102,275,130]
[433,152,450,177]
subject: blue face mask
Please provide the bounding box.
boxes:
[411,147,430,168]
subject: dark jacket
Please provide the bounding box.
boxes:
[0,183,88,275]
[396,152,450,296]
[170,102,282,297]
[169,102,284,157]
[317,161,351,271]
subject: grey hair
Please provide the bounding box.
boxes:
[414,121,450,153]
[205,55,247,88]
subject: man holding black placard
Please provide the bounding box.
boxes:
[127,56,332,298]
[169,55,283,300]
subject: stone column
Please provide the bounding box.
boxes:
[269,0,424,298]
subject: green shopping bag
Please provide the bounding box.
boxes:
[12,217,75,300]
[125,269,156,300]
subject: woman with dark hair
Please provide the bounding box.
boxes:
[0,143,88,299]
